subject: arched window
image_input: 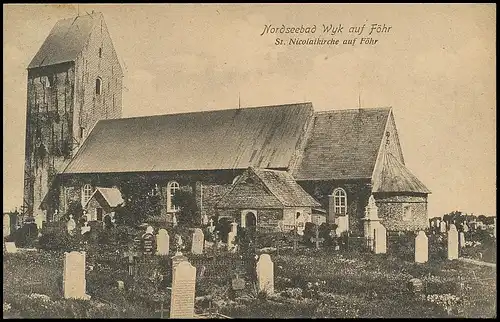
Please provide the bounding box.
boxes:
[95,77,102,95]
[81,184,93,207]
[332,188,347,215]
[167,181,180,212]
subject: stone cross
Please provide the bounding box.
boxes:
[63,251,90,300]
[256,254,274,295]
[311,227,324,249]
[191,228,204,255]
[170,261,197,318]
[172,213,178,227]
[208,218,215,233]
[67,215,76,235]
[415,231,428,263]
[459,232,466,248]
[156,228,170,256]
[373,224,387,254]
[447,224,459,260]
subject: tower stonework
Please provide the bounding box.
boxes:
[23,12,123,225]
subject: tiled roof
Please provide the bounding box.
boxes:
[63,103,314,174]
[86,187,124,208]
[293,107,391,180]
[372,153,431,194]
[216,167,321,209]
[28,12,101,69]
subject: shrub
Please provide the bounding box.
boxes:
[10,223,39,248]
[38,228,81,252]
[303,222,318,246]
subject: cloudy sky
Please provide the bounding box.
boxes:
[3,4,496,217]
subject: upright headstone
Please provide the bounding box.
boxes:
[4,242,17,253]
[256,254,274,295]
[415,231,428,263]
[67,215,76,235]
[142,227,155,255]
[63,251,90,300]
[170,261,197,318]
[227,222,238,251]
[156,229,170,256]
[459,232,466,248]
[373,224,387,254]
[335,215,349,234]
[462,223,469,233]
[440,221,447,233]
[172,213,178,227]
[81,221,91,235]
[171,252,188,268]
[362,195,381,251]
[3,214,11,237]
[447,224,459,260]
[191,228,204,254]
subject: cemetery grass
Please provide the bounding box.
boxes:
[3,250,158,318]
[220,248,496,318]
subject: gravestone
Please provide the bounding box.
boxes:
[3,213,10,237]
[447,224,459,260]
[156,228,170,256]
[191,228,204,255]
[175,234,184,253]
[462,223,469,233]
[415,231,428,263]
[362,195,381,251]
[5,241,17,254]
[170,261,197,318]
[117,280,125,290]
[172,213,178,227]
[232,274,246,291]
[63,251,90,300]
[256,254,274,295]
[335,215,349,234]
[373,224,387,254]
[440,221,447,233]
[81,222,91,235]
[67,215,76,235]
[459,232,466,248]
[208,218,215,234]
[408,278,424,299]
[311,227,324,249]
[142,227,155,255]
[227,222,238,251]
[124,249,139,277]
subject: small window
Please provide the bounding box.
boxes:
[81,184,93,207]
[96,208,103,221]
[167,181,180,212]
[80,127,86,139]
[98,47,102,58]
[332,188,347,215]
[96,77,102,95]
[402,204,412,221]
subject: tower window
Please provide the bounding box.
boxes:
[81,184,94,207]
[98,47,102,58]
[332,188,347,215]
[96,77,102,95]
[167,181,180,212]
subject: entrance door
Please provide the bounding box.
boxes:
[245,212,257,229]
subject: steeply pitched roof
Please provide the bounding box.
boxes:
[85,187,124,208]
[216,167,321,209]
[63,103,314,174]
[252,168,321,207]
[293,107,391,180]
[372,153,431,194]
[28,12,101,69]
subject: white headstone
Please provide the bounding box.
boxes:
[373,224,387,254]
[335,215,349,234]
[415,231,428,263]
[67,215,76,235]
[81,222,91,235]
[256,254,274,295]
[3,214,11,237]
[459,232,466,248]
[463,223,469,233]
[447,224,459,260]
[63,251,90,300]
[156,228,170,256]
[191,228,204,255]
[172,213,178,227]
[440,221,447,233]
[230,222,238,233]
[117,280,125,290]
[170,261,196,318]
[5,241,17,253]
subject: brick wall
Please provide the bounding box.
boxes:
[374,194,428,231]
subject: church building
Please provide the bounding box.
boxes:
[23,12,431,235]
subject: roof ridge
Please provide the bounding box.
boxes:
[315,107,392,115]
[97,102,314,123]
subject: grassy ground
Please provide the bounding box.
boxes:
[3,246,497,318]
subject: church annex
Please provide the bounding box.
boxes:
[23,12,430,234]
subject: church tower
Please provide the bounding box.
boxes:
[23,12,123,226]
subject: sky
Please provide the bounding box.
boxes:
[3,4,496,217]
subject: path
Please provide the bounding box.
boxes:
[458,257,496,268]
